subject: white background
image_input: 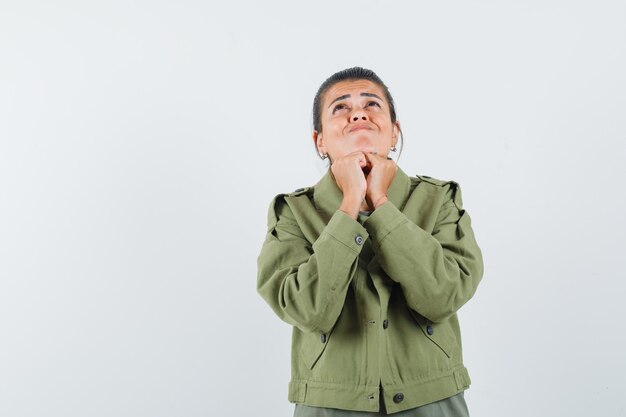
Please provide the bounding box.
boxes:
[1,1,625,416]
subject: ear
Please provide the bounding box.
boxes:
[392,120,400,147]
[313,130,326,156]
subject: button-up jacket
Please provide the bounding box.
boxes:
[256,167,484,414]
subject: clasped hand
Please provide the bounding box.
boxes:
[331,151,398,219]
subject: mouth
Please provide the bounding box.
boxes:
[349,124,373,133]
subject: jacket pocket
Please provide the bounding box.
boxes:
[407,308,454,358]
[299,329,332,370]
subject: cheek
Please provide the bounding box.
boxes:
[326,121,347,140]
[380,120,394,135]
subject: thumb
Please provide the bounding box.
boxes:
[365,152,383,165]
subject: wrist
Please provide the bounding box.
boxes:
[339,196,362,220]
[373,195,388,209]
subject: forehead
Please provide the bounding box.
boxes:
[323,79,386,105]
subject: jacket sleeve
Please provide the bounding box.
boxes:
[256,194,369,333]
[363,181,484,323]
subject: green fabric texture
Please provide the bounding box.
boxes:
[294,391,469,417]
[257,167,484,414]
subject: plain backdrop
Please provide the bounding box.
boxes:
[1,1,625,416]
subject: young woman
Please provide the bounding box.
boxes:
[257,67,484,416]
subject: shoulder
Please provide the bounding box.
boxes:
[264,186,313,229]
[411,174,464,210]
[288,186,314,197]
[414,174,453,187]
[271,186,313,208]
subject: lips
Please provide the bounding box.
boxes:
[349,123,373,133]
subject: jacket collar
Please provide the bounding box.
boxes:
[313,165,412,217]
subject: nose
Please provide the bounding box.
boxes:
[351,110,368,122]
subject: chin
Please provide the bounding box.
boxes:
[352,145,375,153]
[341,141,376,155]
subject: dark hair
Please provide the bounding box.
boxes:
[312,66,403,160]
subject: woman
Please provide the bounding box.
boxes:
[257,67,484,416]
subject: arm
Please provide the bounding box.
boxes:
[363,182,484,323]
[256,195,368,333]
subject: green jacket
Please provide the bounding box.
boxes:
[256,167,484,414]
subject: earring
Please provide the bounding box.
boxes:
[321,153,328,160]
[387,143,398,161]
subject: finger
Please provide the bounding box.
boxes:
[335,152,365,167]
[349,151,367,167]
[365,152,384,165]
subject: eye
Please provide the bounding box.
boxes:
[367,101,381,108]
[332,103,347,113]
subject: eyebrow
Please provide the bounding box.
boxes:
[328,92,384,108]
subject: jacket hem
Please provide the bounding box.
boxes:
[288,366,471,414]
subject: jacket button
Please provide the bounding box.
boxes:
[355,235,364,245]
[426,325,434,335]
[383,319,389,329]
[393,393,404,403]
[320,333,327,343]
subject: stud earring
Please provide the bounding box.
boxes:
[387,143,398,161]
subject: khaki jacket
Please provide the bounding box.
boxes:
[256,167,484,414]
